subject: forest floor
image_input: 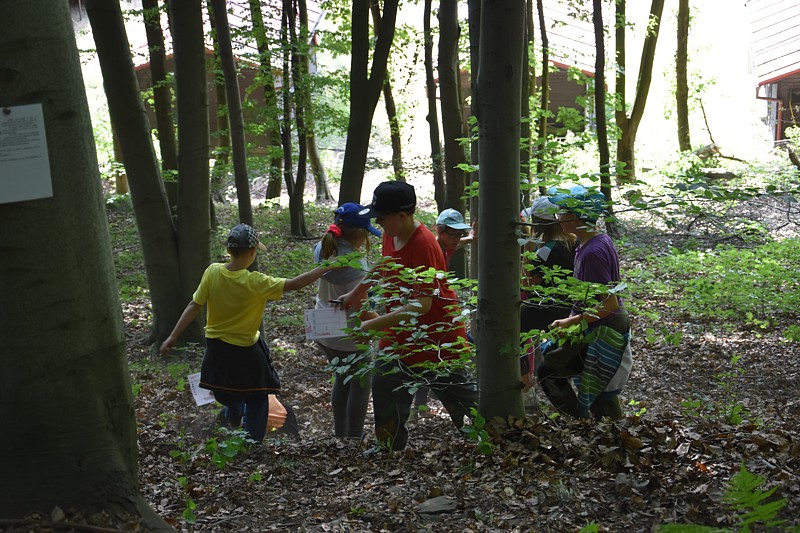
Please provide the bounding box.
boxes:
[108,180,800,533]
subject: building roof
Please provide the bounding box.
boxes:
[748,0,800,86]
[537,0,596,76]
[132,0,324,66]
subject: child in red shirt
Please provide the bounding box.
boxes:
[343,182,477,452]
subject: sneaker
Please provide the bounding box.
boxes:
[216,408,242,429]
[362,445,389,458]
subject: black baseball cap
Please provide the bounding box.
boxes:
[358,181,416,218]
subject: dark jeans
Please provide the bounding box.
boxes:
[371,361,478,451]
[316,343,372,438]
[214,392,269,442]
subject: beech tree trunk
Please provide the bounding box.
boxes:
[438,0,469,278]
[169,0,212,326]
[467,0,481,282]
[519,0,532,205]
[208,5,231,205]
[289,0,310,236]
[0,2,171,528]
[142,0,178,206]
[370,0,405,181]
[476,0,525,421]
[87,0,190,347]
[249,0,285,200]
[438,0,468,214]
[535,0,549,185]
[424,0,445,211]
[615,0,665,182]
[337,0,399,205]
[592,0,618,239]
[676,0,691,151]
[209,0,254,227]
[308,134,334,202]
[112,127,129,194]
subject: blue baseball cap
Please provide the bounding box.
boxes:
[548,185,607,222]
[334,203,382,237]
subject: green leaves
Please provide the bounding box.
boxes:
[642,239,800,333]
[659,464,788,532]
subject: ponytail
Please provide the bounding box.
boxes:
[321,224,340,259]
[321,221,370,260]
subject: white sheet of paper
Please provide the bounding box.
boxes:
[304,308,349,340]
[0,104,53,204]
[188,372,216,406]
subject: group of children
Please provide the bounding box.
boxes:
[159,181,631,451]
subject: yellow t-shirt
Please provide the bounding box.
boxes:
[193,263,286,347]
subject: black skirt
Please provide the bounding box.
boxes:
[200,336,281,395]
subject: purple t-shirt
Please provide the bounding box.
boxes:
[573,233,621,327]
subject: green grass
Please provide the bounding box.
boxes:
[634,238,800,337]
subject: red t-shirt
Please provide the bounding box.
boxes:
[376,223,468,366]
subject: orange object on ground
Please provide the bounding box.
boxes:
[267,395,287,430]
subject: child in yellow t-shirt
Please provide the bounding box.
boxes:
[160,224,331,442]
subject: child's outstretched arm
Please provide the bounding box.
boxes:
[359,296,432,332]
[283,265,332,292]
[160,300,203,355]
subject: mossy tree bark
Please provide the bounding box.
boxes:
[0,2,171,528]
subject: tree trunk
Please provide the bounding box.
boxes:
[301,18,333,203]
[535,0,550,190]
[615,0,665,182]
[438,0,468,214]
[209,0,254,227]
[476,0,525,421]
[337,0,399,205]
[308,134,333,202]
[87,0,188,348]
[424,0,445,211]
[676,0,691,151]
[383,79,405,181]
[142,0,178,207]
[169,0,212,326]
[439,0,469,278]
[208,6,231,205]
[280,0,310,236]
[211,66,230,201]
[249,0,285,200]
[593,0,617,237]
[0,2,171,528]
[467,0,481,283]
[281,0,293,207]
[287,0,310,236]
[112,126,129,194]
[614,0,627,177]
[519,0,532,206]
[369,0,405,181]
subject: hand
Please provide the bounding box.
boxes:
[159,336,176,356]
[341,288,364,311]
[550,314,581,329]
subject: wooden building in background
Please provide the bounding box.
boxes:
[749,0,800,143]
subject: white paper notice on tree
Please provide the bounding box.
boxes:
[188,372,216,406]
[304,308,349,340]
[0,104,53,205]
